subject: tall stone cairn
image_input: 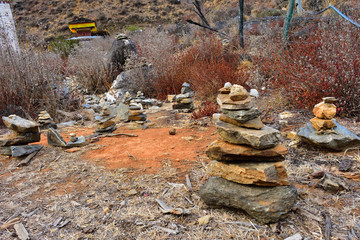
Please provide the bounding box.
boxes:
[199,83,297,224]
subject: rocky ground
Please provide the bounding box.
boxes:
[0,105,360,240]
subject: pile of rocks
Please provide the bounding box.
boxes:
[199,84,297,224]
[47,128,88,148]
[172,82,194,112]
[298,97,360,151]
[0,115,42,157]
[127,103,147,129]
[94,107,117,134]
[38,111,57,130]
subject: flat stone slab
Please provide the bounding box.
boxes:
[11,144,42,157]
[2,115,39,133]
[217,94,255,110]
[66,136,88,148]
[216,121,282,149]
[128,114,147,121]
[206,140,286,162]
[199,177,297,224]
[298,121,360,151]
[0,132,41,147]
[47,128,67,147]
[208,160,289,186]
[219,115,264,129]
[222,108,262,124]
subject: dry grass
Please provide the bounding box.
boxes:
[0,120,359,239]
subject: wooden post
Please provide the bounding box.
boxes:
[283,0,295,43]
[238,0,244,48]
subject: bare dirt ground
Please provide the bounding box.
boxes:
[0,109,360,240]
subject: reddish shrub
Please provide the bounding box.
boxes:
[254,20,360,118]
[138,32,250,100]
[191,101,220,119]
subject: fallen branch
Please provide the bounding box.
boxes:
[126,152,137,161]
[0,217,21,230]
[155,199,190,215]
[97,133,138,138]
[17,147,43,167]
[322,212,331,240]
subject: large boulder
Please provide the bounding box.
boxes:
[298,121,360,151]
[208,160,289,186]
[106,34,137,73]
[199,177,297,224]
[206,140,287,162]
[2,115,39,133]
[216,121,282,149]
[0,132,41,147]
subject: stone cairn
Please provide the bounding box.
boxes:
[38,111,57,130]
[172,82,194,112]
[0,115,42,157]
[199,83,297,224]
[298,97,360,151]
[94,106,117,134]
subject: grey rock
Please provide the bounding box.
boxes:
[47,128,67,147]
[284,233,303,240]
[11,144,42,157]
[175,93,194,102]
[111,66,153,95]
[180,82,193,95]
[216,121,282,149]
[2,115,39,133]
[224,82,232,88]
[173,102,194,110]
[66,136,88,148]
[223,108,262,123]
[107,37,137,73]
[0,132,41,147]
[95,125,117,134]
[199,177,297,224]
[298,121,360,151]
[58,121,77,127]
[112,103,130,122]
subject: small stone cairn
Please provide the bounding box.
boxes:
[199,83,297,224]
[172,82,194,112]
[0,115,42,157]
[94,106,117,134]
[298,97,360,151]
[38,111,57,130]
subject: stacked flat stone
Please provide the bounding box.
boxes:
[172,82,194,111]
[38,111,57,130]
[94,107,117,134]
[199,84,297,224]
[309,97,337,131]
[0,115,42,157]
[298,97,360,151]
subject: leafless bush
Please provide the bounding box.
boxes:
[67,38,114,94]
[0,44,63,121]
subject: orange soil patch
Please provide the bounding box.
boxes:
[82,126,218,174]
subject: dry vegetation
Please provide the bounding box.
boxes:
[0,116,359,239]
[1,0,360,239]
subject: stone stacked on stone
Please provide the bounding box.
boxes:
[310,97,337,131]
[127,103,147,129]
[298,97,360,151]
[66,133,88,148]
[94,107,117,134]
[199,83,297,224]
[0,115,42,157]
[38,111,57,130]
[172,82,194,112]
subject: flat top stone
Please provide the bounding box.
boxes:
[217,94,255,110]
[323,97,337,103]
[298,121,360,151]
[216,120,282,149]
[229,84,249,101]
[2,115,39,133]
[206,140,287,161]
